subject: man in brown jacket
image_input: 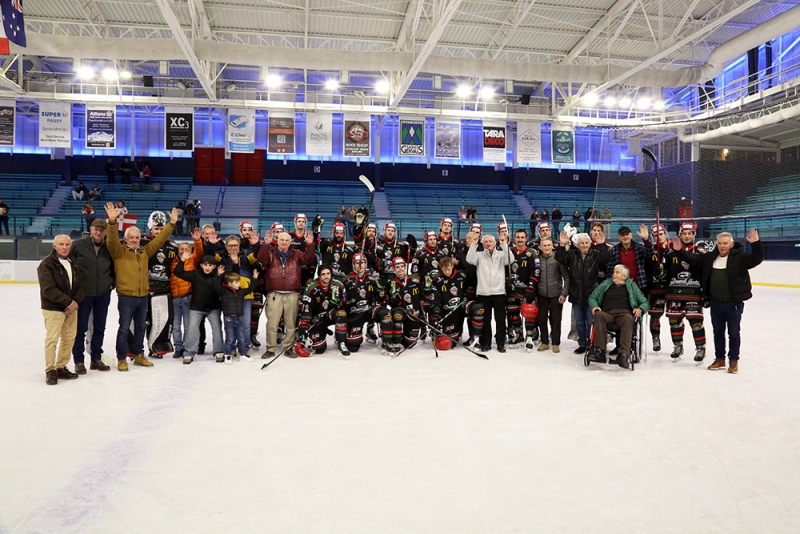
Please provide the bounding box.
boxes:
[38,235,85,385]
[257,231,316,358]
[104,202,178,371]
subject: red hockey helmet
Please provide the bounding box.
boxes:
[440,217,453,227]
[470,223,482,232]
[520,302,539,321]
[294,213,307,223]
[424,230,437,241]
[269,222,284,235]
[497,221,509,233]
[537,221,552,235]
[679,221,697,234]
[435,336,453,351]
[352,252,367,265]
[293,341,311,358]
[650,224,667,238]
[333,222,346,237]
[384,222,397,232]
[367,222,377,232]
[239,220,254,233]
[391,257,406,267]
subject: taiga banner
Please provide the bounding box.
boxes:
[164,107,194,152]
[39,102,71,148]
[0,100,14,146]
[86,105,116,149]
[343,115,371,158]
[227,108,256,153]
[268,113,296,155]
[434,120,460,159]
[551,125,575,164]
[306,112,332,157]
[516,121,542,164]
[398,118,425,157]
[482,122,507,163]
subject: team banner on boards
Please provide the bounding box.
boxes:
[305,112,333,157]
[268,113,296,155]
[551,124,575,164]
[517,121,542,164]
[86,105,116,149]
[164,107,194,152]
[39,102,71,148]
[0,100,14,146]
[398,118,425,157]
[482,121,506,163]
[343,115,371,158]
[227,108,256,153]
[434,120,460,159]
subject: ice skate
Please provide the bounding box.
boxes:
[670,343,683,360]
[365,323,378,344]
[525,336,535,352]
[338,342,351,359]
[652,336,661,352]
[693,347,706,362]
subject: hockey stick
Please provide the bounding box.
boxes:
[393,299,467,358]
[358,174,376,244]
[641,147,659,235]
[407,310,488,360]
[260,315,325,370]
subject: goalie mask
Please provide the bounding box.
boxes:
[147,211,167,230]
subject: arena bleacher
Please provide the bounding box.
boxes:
[0,174,62,235]
[710,173,800,238]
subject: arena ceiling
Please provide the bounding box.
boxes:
[2,0,800,150]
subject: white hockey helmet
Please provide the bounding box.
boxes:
[147,211,167,230]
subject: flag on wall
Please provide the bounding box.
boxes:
[0,0,26,55]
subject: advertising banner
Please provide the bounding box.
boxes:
[343,115,371,158]
[516,121,542,164]
[39,101,71,148]
[0,100,14,146]
[482,122,507,163]
[434,120,460,159]
[164,107,194,152]
[551,125,575,164]
[398,118,425,157]
[227,108,256,153]
[268,113,296,154]
[305,112,333,157]
[86,105,116,149]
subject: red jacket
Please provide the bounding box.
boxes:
[257,244,316,292]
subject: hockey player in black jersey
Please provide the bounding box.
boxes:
[341,252,381,356]
[138,211,178,358]
[375,222,415,289]
[376,257,424,356]
[296,264,347,356]
[507,228,540,350]
[430,256,484,347]
[290,213,316,286]
[319,222,354,280]
[436,217,459,257]
[646,223,671,352]
[413,230,445,311]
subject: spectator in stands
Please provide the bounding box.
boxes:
[601,208,612,235]
[115,200,127,215]
[135,158,145,177]
[529,209,539,236]
[88,183,103,201]
[192,199,202,229]
[72,182,88,201]
[541,209,550,220]
[105,158,116,184]
[572,210,581,221]
[143,164,152,185]
[358,204,369,217]
[38,234,85,385]
[185,200,197,231]
[175,201,185,236]
[459,205,467,219]
[583,206,593,232]
[69,219,114,375]
[0,199,9,235]
[346,205,357,235]
[467,205,477,219]
[592,206,600,220]
[120,158,132,184]
[82,201,96,229]
[552,206,563,233]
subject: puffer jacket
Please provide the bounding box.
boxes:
[106,222,175,297]
[256,245,316,292]
[555,244,611,304]
[173,260,220,312]
[536,252,569,298]
[38,251,85,311]
[170,238,204,298]
[676,240,763,302]
[217,280,255,317]
[69,236,115,297]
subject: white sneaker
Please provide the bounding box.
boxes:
[224,354,232,365]
[240,354,253,362]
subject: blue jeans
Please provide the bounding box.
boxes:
[116,295,148,360]
[710,300,744,361]
[573,303,594,348]
[172,295,192,350]
[224,314,249,355]
[184,309,223,356]
[72,289,112,363]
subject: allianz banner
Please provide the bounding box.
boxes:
[86,105,116,149]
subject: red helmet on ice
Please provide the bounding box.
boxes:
[650,224,667,239]
[497,221,509,233]
[470,223,482,233]
[440,217,453,228]
[384,222,397,233]
[269,222,284,236]
[520,302,539,321]
[537,221,552,235]
[239,220,254,233]
[352,252,367,265]
[424,230,437,242]
[333,222,346,237]
[293,341,311,358]
[679,221,697,234]
[294,213,307,223]
[391,257,406,267]
[367,222,377,233]
[434,336,453,351]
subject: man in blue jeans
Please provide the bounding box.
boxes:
[672,229,762,374]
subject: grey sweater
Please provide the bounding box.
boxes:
[466,242,509,296]
[536,252,569,298]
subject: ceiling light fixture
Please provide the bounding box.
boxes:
[652,100,665,110]
[604,96,617,107]
[264,73,281,88]
[176,80,187,91]
[102,68,118,81]
[636,98,651,110]
[45,77,59,87]
[455,84,471,98]
[226,82,236,93]
[353,90,366,99]
[119,71,132,80]
[583,93,599,106]
[619,97,632,107]
[375,80,390,94]
[324,79,340,91]
[480,87,495,100]
[76,66,94,80]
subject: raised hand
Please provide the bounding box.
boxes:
[191,226,201,241]
[217,264,225,275]
[252,231,261,245]
[169,207,179,225]
[746,229,759,243]
[671,236,681,250]
[104,202,119,221]
[595,231,605,244]
[207,233,221,244]
[252,269,260,280]
[180,251,191,262]
[559,230,569,246]
[637,224,649,240]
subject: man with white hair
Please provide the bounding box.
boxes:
[467,232,510,352]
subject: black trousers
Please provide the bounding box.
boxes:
[479,294,506,348]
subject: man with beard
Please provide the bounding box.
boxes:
[376,257,424,356]
[341,252,381,357]
[290,213,316,286]
[296,264,347,356]
[646,223,671,353]
[319,222,354,281]
[437,217,459,257]
[507,228,540,350]
[413,230,446,312]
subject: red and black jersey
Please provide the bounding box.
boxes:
[646,242,672,293]
[665,242,705,299]
[412,245,446,288]
[510,245,540,300]
[141,236,178,295]
[299,278,345,330]
[387,274,424,314]
[432,270,467,312]
[436,234,459,258]
[342,271,380,315]
[319,238,354,280]
[376,238,412,277]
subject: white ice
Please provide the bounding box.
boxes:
[1,284,800,534]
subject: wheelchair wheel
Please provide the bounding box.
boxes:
[584,352,590,367]
[631,317,643,365]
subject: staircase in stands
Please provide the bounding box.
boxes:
[186,185,263,236]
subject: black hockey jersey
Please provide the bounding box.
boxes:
[413,246,446,289]
[509,245,540,301]
[387,274,424,314]
[299,278,344,329]
[319,239,353,280]
[141,236,178,294]
[436,234,459,258]
[342,272,380,315]
[665,242,706,299]
[432,270,467,311]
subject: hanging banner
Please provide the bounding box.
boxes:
[517,121,542,164]
[85,105,116,149]
[551,125,575,164]
[227,108,256,153]
[39,102,71,148]
[305,112,333,157]
[343,115,371,158]
[482,122,507,163]
[0,100,14,146]
[268,113,296,155]
[164,107,194,152]
[434,120,460,159]
[398,118,425,157]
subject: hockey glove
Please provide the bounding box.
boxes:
[406,233,418,250]
[311,215,324,233]
[355,213,365,225]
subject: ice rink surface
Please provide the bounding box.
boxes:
[2,284,800,534]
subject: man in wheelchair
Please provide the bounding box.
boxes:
[587,264,649,369]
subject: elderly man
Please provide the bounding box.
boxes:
[672,229,762,374]
[69,219,115,374]
[466,233,510,353]
[556,231,611,354]
[104,202,177,371]
[536,237,568,353]
[588,265,649,369]
[38,235,85,385]
[257,231,316,358]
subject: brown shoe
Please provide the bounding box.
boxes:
[728,361,738,374]
[708,359,726,370]
[75,363,87,375]
[46,370,57,385]
[552,345,560,354]
[90,360,110,371]
[133,353,154,367]
[56,367,79,380]
[118,359,129,372]
[537,344,550,352]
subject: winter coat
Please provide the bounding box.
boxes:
[38,251,85,311]
[217,280,255,317]
[173,261,221,312]
[256,245,316,292]
[536,252,569,299]
[69,236,115,297]
[605,241,652,290]
[555,245,611,304]
[466,243,509,296]
[588,278,649,313]
[676,240,763,302]
[170,238,204,298]
[106,222,175,297]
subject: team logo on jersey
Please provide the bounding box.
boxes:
[322,300,329,310]
[441,247,449,256]
[404,293,412,303]
[681,261,690,270]
[334,252,340,262]
[450,286,459,296]
[431,259,439,269]
[156,252,165,263]
[511,263,518,273]
[332,286,340,300]
[359,288,367,298]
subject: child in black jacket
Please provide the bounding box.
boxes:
[174,254,223,363]
[217,269,257,363]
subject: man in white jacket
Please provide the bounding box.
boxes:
[466,233,510,353]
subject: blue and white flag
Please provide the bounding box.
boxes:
[0,0,26,55]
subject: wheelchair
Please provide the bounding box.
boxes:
[584,315,643,371]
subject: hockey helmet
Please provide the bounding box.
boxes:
[520,302,539,321]
[562,222,577,239]
[294,213,307,223]
[434,336,453,351]
[239,220,254,233]
[440,217,453,228]
[497,221,509,233]
[679,221,697,234]
[651,223,668,238]
[391,257,406,267]
[424,230,437,241]
[352,252,367,265]
[147,211,167,230]
[269,222,285,236]
[537,221,553,236]
[293,341,311,358]
[384,222,397,232]
[470,222,482,233]
[332,222,346,237]
[367,222,377,234]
